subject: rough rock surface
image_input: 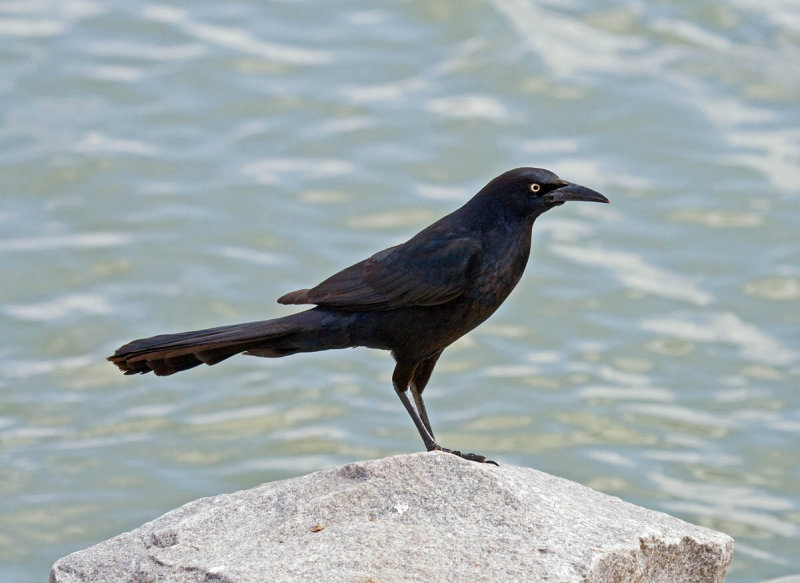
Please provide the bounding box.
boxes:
[50,452,734,582]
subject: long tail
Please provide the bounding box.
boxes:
[108,308,352,376]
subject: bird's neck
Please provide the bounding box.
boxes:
[458,194,531,231]
[496,216,534,269]
[466,215,533,305]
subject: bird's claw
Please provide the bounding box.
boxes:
[432,445,499,466]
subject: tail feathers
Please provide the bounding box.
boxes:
[108,314,313,376]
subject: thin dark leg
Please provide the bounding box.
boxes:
[393,363,436,451]
[392,362,497,465]
[410,350,443,438]
[411,388,434,438]
[395,385,438,451]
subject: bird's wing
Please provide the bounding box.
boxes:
[277,237,483,311]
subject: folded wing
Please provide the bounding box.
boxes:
[278,237,482,311]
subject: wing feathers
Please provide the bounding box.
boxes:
[277,237,482,311]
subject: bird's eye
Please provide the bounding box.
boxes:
[529,183,541,193]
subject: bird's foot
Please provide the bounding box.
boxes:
[431,444,499,466]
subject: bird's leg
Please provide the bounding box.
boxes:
[392,362,497,465]
[409,350,443,438]
[410,387,434,439]
[393,363,437,451]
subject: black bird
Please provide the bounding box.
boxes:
[109,167,609,463]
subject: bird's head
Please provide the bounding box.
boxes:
[483,167,609,221]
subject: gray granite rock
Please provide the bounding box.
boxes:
[50,452,734,582]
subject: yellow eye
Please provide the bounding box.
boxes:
[530,183,541,193]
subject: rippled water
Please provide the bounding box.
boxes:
[1,1,799,581]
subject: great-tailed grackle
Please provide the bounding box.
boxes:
[109,167,608,463]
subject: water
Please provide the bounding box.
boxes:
[1,1,798,580]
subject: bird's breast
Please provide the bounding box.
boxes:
[470,227,532,306]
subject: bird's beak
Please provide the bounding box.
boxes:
[547,182,609,205]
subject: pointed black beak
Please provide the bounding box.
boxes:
[547,182,609,205]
